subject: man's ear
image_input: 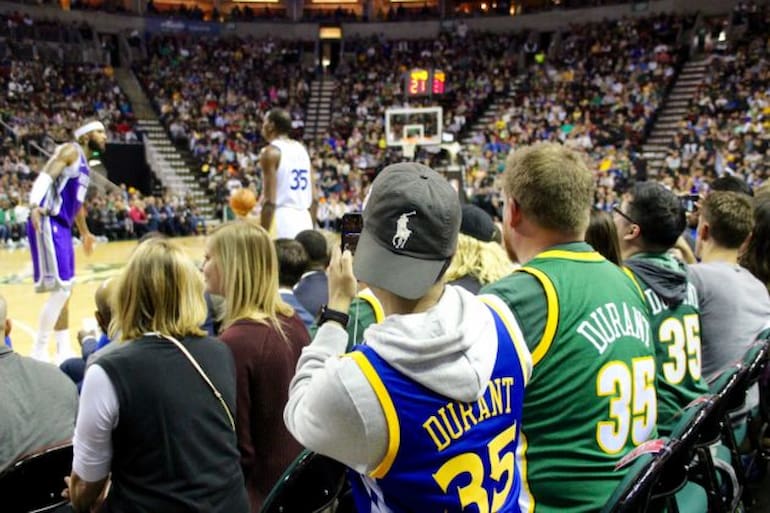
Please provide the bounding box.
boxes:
[505,197,522,229]
[697,220,710,243]
[622,223,641,242]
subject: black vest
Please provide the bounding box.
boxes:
[98,335,249,513]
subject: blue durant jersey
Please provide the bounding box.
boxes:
[347,299,529,513]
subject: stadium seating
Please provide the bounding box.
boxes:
[0,443,73,513]
[260,449,348,513]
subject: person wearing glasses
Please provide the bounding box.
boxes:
[613,182,709,435]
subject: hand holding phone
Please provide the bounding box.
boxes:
[341,212,363,255]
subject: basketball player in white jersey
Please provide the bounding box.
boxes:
[28,120,104,363]
[259,109,316,238]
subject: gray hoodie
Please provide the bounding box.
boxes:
[284,285,529,474]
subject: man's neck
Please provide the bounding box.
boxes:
[375,283,445,317]
[699,244,738,264]
[517,232,582,264]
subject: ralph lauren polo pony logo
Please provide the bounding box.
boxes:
[392,211,416,249]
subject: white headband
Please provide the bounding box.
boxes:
[74,121,106,139]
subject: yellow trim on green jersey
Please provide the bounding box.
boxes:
[358,288,385,323]
[621,266,646,303]
[479,294,533,386]
[535,249,605,262]
[517,267,559,366]
[516,431,535,513]
[347,351,400,478]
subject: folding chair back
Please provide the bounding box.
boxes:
[0,443,73,513]
[260,450,347,513]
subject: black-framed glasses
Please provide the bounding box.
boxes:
[612,205,638,225]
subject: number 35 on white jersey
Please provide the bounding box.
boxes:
[271,139,313,210]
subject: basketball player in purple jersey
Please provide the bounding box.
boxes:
[28,120,105,363]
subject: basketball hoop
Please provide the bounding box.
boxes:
[402,143,416,160]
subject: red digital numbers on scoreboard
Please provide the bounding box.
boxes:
[406,69,446,97]
[432,70,446,95]
[408,69,430,96]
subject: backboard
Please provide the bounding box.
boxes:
[385,106,443,147]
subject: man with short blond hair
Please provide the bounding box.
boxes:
[483,142,656,513]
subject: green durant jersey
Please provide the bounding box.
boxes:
[625,253,709,435]
[482,243,657,513]
[309,289,383,350]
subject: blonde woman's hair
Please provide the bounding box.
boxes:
[208,220,294,332]
[444,234,515,286]
[503,142,593,236]
[111,238,207,341]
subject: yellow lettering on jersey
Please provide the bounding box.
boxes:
[423,416,451,451]
[477,395,492,421]
[438,406,464,440]
[489,378,503,416]
[502,377,514,413]
[458,402,478,430]
[423,376,516,452]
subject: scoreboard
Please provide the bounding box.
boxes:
[406,69,446,97]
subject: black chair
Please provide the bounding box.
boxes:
[602,398,723,513]
[0,443,73,513]
[260,450,348,513]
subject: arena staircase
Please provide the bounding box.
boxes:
[461,77,524,146]
[641,57,710,176]
[304,77,336,141]
[113,68,215,220]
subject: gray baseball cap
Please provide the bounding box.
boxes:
[353,162,461,300]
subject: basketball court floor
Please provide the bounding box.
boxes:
[0,236,207,359]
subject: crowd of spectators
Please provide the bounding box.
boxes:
[0,139,203,246]
[135,34,312,213]
[663,8,770,197]
[459,14,691,217]
[0,13,138,146]
[83,189,207,241]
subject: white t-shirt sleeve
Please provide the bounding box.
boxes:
[72,364,119,482]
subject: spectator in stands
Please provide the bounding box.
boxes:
[60,279,114,388]
[203,221,309,512]
[293,229,330,318]
[740,197,770,292]
[615,182,709,434]
[128,198,149,238]
[67,239,248,513]
[689,191,770,401]
[482,142,655,512]
[0,293,78,473]
[274,238,314,330]
[586,209,622,265]
[444,203,514,293]
[285,162,531,512]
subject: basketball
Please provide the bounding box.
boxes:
[229,188,257,217]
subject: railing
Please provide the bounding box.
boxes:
[143,138,187,198]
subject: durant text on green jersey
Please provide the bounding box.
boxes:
[576,301,651,354]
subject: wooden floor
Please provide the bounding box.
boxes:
[0,236,207,358]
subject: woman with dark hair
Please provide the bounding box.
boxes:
[740,197,770,291]
[586,209,622,265]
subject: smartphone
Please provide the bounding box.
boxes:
[680,194,700,213]
[341,212,363,254]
